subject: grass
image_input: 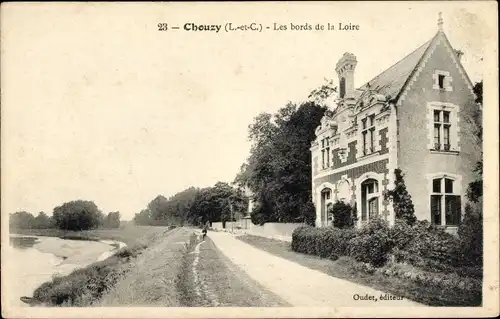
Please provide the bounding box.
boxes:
[237,234,481,307]
[98,227,195,306]
[27,226,179,306]
[178,235,289,307]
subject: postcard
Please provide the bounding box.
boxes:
[1,1,498,318]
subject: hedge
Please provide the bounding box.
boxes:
[347,218,392,267]
[291,217,482,277]
[291,226,356,260]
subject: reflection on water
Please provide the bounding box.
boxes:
[9,236,40,249]
[5,236,66,308]
[5,235,123,308]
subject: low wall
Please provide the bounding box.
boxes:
[210,221,304,242]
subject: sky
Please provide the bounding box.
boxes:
[1,2,494,220]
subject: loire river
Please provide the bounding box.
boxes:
[4,235,125,308]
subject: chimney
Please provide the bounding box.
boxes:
[454,49,464,62]
[335,53,357,99]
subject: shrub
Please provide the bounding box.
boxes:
[384,169,417,225]
[291,225,313,253]
[389,219,415,250]
[329,201,356,229]
[348,218,393,267]
[378,262,482,295]
[391,220,461,269]
[291,226,356,260]
[457,203,483,267]
[315,227,357,259]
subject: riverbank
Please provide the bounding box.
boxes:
[13,225,176,307]
[10,224,171,246]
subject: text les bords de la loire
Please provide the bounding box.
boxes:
[158,22,360,33]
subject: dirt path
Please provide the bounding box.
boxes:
[208,231,426,307]
[180,233,288,307]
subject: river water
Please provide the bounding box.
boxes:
[4,234,126,308]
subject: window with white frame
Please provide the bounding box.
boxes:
[433,110,452,151]
[360,179,379,222]
[427,102,460,152]
[321,137,331,169]
[361,114,376,156]
[321,188,333,226]
[430,176,461,226]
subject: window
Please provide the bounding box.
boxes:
[433,110,452,151]
[361,179,379,222]
[361,114,376,156]
[438,74,445,89]
[321,189,332,227]
[321,137,331,169]
[339,77,346,98]
[430,177,461,226]
[433,70,452,91]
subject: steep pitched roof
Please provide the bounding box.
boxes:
[357,34,436,102]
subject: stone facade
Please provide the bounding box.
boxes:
[311,22,481,230]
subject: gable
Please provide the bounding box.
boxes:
[396,32,475,106]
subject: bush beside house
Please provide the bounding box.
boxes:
[291,211,483,293]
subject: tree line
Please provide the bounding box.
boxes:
[9,200,121,231]
[133,182,247,226]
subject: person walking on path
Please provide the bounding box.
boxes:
[202,222,208,240]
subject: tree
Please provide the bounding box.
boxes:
[133,209,152,225]
[308,78,338,106]
[466,81,483,203]
[9,211,35,229]
[384,169,417,225]
[52,200,102,231]
[103,211,120,228]
[300,200,317,226]
[146,195,172,226]
[33,211,54,229]
[166,187,199,225]
[237,101,326,224]
[186,182,245,225]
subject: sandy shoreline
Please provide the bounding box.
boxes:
[33,236,125,265]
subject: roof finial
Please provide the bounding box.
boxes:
[438,12,443,31]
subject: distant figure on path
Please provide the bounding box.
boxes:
[202,222,208,240]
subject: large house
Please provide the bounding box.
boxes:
[310,15,481,231]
